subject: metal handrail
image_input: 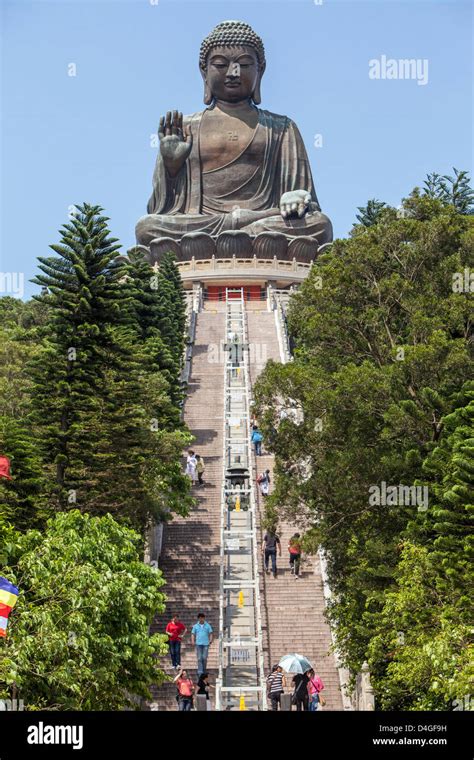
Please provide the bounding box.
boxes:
[215,287,267,711]
[268,284,293,364]
[242,298,267,711]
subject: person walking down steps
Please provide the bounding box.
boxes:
[174,669,195,712]
[186,449,197,485]
[307,669,325,712]
[257,469,271,497]
[197,673,212,711]
[165,614,187,669]
[291,669,310,712]
[191,612,213,676]
[266,665,286,711]
[195,454,205,486]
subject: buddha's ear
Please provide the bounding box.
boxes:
[252,62,266,105]
[200,67,213,105]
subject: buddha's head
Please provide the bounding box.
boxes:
[199,20,266,106]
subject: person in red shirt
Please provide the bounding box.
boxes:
[288,533,302,579]
[173,669,195,711]
[166,614,187,669]
[307,668,325,711]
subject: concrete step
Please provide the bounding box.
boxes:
[150,311,226,710]
[149,306,344,711]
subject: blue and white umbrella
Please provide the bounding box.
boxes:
[278,653,313,674]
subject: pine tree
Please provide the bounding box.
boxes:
[439,168,474,214]
[423,168,474,214]
[0,297,51,536]
[419,380,474,607]
[30,204,158,526]
[355,198,388,227]
[126,248,182,416]
[29,205,192,527]
[423,172,443,199]
[367,383,474,709]
[126,248,164,338]
[31,203,121,505]
[151,251,187,408]
[154,251,186,366]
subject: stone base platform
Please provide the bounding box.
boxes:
[128,230,330,288]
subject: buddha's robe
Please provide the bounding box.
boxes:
[136,107,332,247]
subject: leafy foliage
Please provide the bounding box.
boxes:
[368,543,472,710]
[0,511,168,710]
[368,384,473,710]
[252,186,473,707]
[0,205,193,709]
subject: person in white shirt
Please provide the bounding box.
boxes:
[257,469,271,497]
[186,449,197,485]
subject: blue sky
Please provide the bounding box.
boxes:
[1,0,472,298]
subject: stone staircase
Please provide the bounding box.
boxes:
[149,301,344,711]
[149,307,225,710]
[246,306,344,711]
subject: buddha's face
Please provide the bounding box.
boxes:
[203,45,262,103]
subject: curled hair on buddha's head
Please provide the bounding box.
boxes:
[199,20,266,70]
[199,20,266,105]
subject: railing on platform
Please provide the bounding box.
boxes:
[215,288,267,711]
[203,288,266,303]
[181,284,201,403]
[177,255,311,274]
[268,285,294,364]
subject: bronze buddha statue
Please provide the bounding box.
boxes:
[135,20,332,259]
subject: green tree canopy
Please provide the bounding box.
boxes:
[252,188,473,703]
[355,198,389,227]
[0,510,168,710]
[28,203,192,527]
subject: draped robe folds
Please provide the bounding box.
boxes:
[135,107,333,247]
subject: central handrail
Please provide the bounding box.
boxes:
[215,287,267,711]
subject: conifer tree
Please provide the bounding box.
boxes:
[423,168,474,214]
[126,248,182,415]
[419,380,474,607]
[154,251,186,371]
[355,198,388,227]
[0,417,48,531]
[31,203,123,506]
[29,203,191,527]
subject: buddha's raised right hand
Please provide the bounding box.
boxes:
[158,111,192,177]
